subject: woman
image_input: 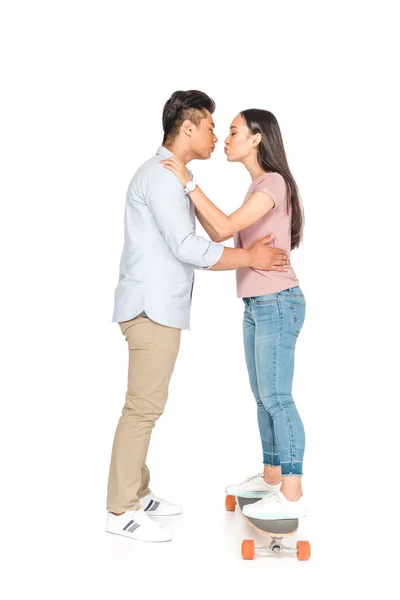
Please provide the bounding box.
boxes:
[161,109,306,520]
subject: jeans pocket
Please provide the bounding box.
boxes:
[289,302,306,336]
[250,296,278,307]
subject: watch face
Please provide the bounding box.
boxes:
[186,181,196,192]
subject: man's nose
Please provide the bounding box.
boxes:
[213,133,218,143]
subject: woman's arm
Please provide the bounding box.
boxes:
[194,207,228,242]
[189,186,274,243]
[161,157,275,243]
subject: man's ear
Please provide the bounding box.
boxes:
[182,119,193,137]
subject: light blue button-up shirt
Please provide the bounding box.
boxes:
[112,146,224,330]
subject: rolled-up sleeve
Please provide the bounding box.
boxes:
[146,165,224,269]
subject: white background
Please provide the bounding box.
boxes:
[1,1,399,598]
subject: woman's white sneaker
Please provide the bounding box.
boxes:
[225,473,281,498]
[242,491,306,520]
[105,509,172,542]
[139,492,182,516]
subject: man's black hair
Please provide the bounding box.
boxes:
[162,90,215,143]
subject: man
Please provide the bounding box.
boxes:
[106,90,288,542]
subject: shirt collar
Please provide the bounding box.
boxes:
[156,145,193,179]
[156,146,174,158]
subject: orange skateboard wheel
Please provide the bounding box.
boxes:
[297,541,311,561]
[242,540,255,560]
[225,495,236,511]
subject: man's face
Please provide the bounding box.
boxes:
[188,111,218,159]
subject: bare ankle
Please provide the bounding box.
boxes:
[112,512,125,516]
[281,491,302,502]
[280,475,303,501]
[264,478,282,485]
[263,466,282,486]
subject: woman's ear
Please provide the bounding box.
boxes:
[252,133,262,147]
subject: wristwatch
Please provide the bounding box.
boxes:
[184,180,197,194]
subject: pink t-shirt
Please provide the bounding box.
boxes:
[234,172,299,298]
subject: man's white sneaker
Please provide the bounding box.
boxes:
[139,492,182,516]
[242,491,306,520]
[225,473,281,498]
[105,509,172,542]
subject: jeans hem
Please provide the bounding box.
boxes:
[263,461,281,468]
[280,462,303,476]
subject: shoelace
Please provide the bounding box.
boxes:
[258,491,282,505]
[244,473,263,486]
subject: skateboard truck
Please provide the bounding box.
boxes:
[242,537,310,560]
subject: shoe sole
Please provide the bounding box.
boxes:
[225,489,271,499]
[105,528,172,542]
[144,510,182,516]
[242,510,307,520]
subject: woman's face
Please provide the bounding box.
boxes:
[224,114,259,162]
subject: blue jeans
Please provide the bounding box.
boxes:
[243,286,306,476]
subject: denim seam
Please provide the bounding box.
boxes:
[254,311,276,460]
[245,310,269,464]
[278,299,296,472]
[289,304,299,336]
[245,303,255,323]
[274,300,283,461]
[289,303,305,337]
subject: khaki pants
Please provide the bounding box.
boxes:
[107,315,181,512]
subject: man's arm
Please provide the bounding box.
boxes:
[208,234,288,272]
[146,165,223,268]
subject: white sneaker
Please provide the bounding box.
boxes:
[105,509,172,542]
[242,491,306,520]
[139,492,182,516]
[225,473,281,498]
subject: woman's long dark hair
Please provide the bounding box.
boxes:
[241,109,304,249]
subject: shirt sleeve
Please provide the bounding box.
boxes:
[253,173,286,209]
[145,164,224,269]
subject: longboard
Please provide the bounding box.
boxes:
[225,495,310,561]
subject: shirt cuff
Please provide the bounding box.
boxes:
[201,240,224,269]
